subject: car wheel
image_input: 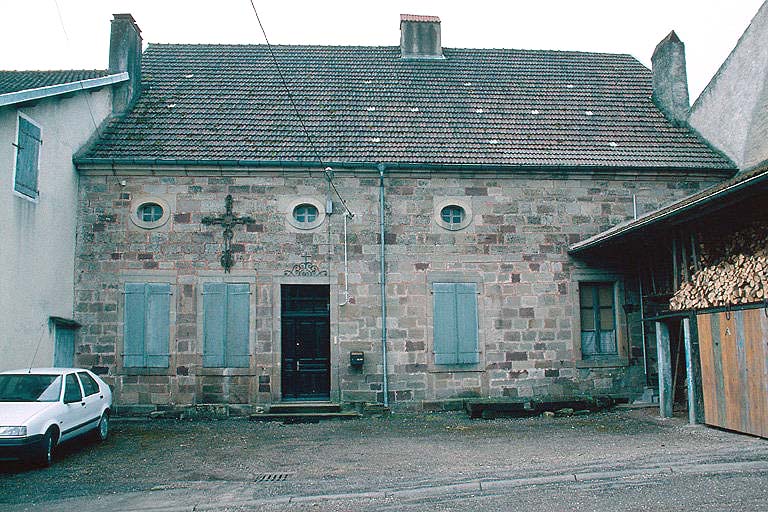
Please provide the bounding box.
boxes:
[33,430,55,467]
[96,412,109,442]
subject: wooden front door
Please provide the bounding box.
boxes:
[281,285,330,400]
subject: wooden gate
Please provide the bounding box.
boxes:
[697,308,768,438]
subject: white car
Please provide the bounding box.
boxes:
[0,368,112,466]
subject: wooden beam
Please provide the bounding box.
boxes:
[683,317,704,424]
[656,321,673,418]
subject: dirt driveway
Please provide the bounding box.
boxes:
[1,408,767,511]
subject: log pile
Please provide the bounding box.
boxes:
[670,222,768,310]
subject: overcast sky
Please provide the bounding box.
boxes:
[1,0,764,101]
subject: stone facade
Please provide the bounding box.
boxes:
[74,169,721,410]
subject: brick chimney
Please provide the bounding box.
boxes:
[400,14,444,60]
[109,13,142,114]
[651,31,690,126]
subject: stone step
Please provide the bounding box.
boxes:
[464,396,615,419]
[249,412,361,424]
[267,402,342,414]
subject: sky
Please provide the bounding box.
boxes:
[0,0,764,101]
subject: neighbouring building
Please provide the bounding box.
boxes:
[0,57,129,371]
[63,13,738,413]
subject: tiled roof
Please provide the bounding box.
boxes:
[78,44,733,170]
[0,70,110,95]
[569,161,768,253]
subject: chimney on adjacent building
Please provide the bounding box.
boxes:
[400,14,444,60]
[109,13,142,114]
[651,31,690,126]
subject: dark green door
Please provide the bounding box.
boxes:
[281,285,330,400]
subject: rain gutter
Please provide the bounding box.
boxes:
[0,72,129,108]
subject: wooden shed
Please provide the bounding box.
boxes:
[570,163,768,438]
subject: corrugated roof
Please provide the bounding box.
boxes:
[0,70,110,95]
[77,44,733,170]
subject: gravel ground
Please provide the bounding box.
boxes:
[1,408,766,510]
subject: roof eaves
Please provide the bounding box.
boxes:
[568,163,768,254]
[0,72,129,108]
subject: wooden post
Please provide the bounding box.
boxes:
[683,316,704,424]
[656,321,673,418]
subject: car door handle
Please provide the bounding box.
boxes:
[81,402,86,407]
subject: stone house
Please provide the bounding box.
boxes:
[71,14,734,412]
[0,63,129,371]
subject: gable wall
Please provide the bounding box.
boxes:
[74,170,721,410]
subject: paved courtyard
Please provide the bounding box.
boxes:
[1,408,766,511]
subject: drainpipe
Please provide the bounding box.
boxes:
[378,164,389,407]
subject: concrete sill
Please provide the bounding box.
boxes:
[575,358,629,369]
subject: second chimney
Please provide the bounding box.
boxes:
[109,13,142,114]
[651,31,690,126]
[400,14,444,60]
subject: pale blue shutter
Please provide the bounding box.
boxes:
[433,283,458,364]
[226,284,250,367]
[203,283,227,367]
[124,283,147,367]
[145,283,171,368]
[456,283,480,363]
[14,117,41,197]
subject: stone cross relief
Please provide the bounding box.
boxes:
[202,194,255,273]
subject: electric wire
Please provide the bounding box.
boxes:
[247,0,354,217]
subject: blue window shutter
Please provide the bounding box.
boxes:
[14,117,41,198]
[124,283,146,367]
[433,283,458,364]
[145,283,171,368]
[456,283,480,364]
[226,284,250,367]
[203,283,227,367]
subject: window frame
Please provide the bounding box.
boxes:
[122,282,172,370]
[286,197,326,230]
[202,282,252,368]
[12,112,42,201]
[426,273,485,373]
[571,272,628,367]
[579,282,618,358]
[434,198,472,231]
[130,196,171,230]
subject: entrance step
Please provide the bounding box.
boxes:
[249,411,361,424]
[267,403,341,414]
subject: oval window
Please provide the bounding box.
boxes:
[293,204,318,224]
[440,205,465,226]
[138,203,164,223]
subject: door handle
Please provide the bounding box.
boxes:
[296,360,301,371]
[81,402,86,407]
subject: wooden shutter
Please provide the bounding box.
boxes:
[203,283,227,367]
[145,283,171,368]
[123,283,147,367]
[432,283,458,364]
[14,117,41,197]
[226,284,250,368]
[433,283,480,365]
[456,283,480,363]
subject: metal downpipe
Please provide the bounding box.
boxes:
[379,165,389,407]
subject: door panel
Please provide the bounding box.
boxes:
[281,285,330,400]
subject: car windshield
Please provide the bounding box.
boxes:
[0,374,62,402]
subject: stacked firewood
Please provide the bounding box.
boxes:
[670,222,768,310]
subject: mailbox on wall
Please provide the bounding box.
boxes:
[350,351,364,368]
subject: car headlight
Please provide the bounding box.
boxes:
[0,426,27,437]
